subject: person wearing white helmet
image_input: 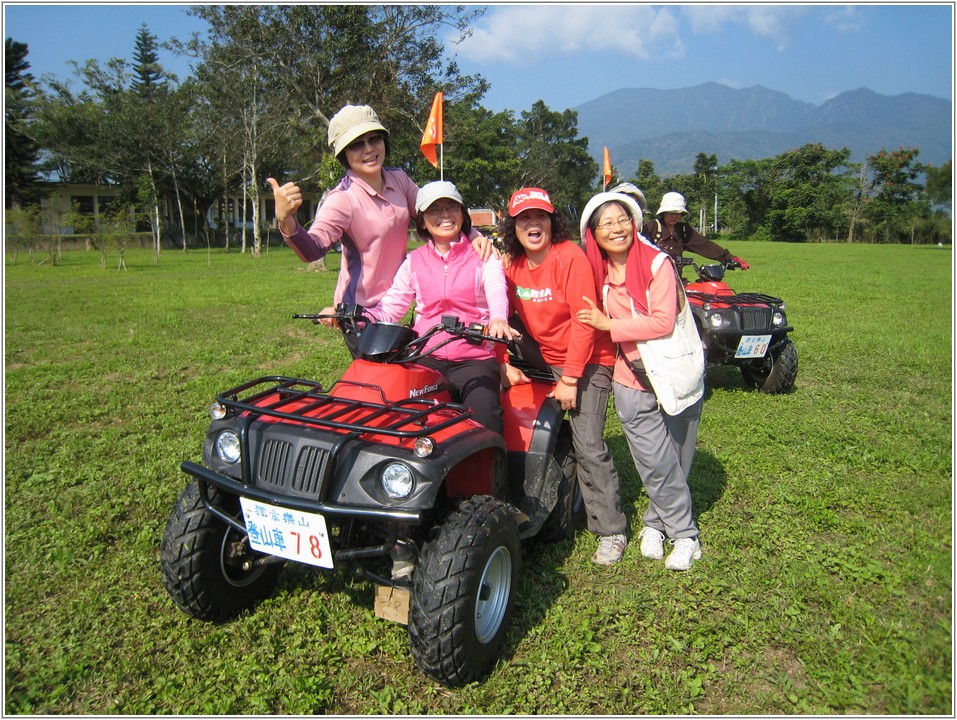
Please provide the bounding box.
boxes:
[267,104,492,356]
[364,181,519,434]
[577,190,705,571]
[642,191,749,275]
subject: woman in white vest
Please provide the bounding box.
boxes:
[577,191,706,571]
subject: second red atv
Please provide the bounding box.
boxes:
[160,305,583,687]
[681,258,798,394]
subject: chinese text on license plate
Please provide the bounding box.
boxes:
[735,334,772,359]
[239,497,334,568]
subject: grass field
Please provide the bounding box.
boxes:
[3,241,952,714]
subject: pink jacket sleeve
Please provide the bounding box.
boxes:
[481,255,510,320]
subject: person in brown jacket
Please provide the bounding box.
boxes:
[641,192,749,278]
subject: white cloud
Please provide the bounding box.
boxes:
[681,5,810,51]
[453,5,685,64]
[453,4,822,67]
[824,6,864,33]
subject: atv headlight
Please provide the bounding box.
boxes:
[215,430,241,464]
[708,313,726,329]
[772,310,786,327]
[209,402,227,420]
[381,462,415,500]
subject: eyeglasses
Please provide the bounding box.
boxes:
[595,217,633,232]
[345,133,385,153]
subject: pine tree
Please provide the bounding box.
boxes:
[131,23,165,98]
[5,38,45,208]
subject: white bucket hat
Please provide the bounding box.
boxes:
[328,104,389,156]
[415,181,464,214]
[579,191,644,243]
[656,191,688,216]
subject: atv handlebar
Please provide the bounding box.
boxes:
[294,304,517,364]
[676,257,741,271]
[676,256,742,283]
[294,303,369,343]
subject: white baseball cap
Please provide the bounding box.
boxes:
[415,181,464,214]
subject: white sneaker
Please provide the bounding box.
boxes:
[637,527,666,560]
[591,533,627,565]
[665,537,702,571]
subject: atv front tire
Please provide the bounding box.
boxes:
[741,337,798,394]
[408,495,520,686]
[161,481,282,621]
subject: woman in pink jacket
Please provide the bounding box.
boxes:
[365,181,518,434]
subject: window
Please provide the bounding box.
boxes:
[71,196,94,215]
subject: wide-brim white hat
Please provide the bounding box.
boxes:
[328,104,389,156]
[655,191,689,216]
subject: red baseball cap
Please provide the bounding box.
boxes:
[507,187,554,217]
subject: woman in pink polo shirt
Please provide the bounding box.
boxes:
[267,104,489,356]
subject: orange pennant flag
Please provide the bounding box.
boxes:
[603,146,612,187]
[420,92,444,167]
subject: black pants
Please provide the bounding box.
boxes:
[414,356,504,435]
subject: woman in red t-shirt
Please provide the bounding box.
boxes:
[498,187,627,567]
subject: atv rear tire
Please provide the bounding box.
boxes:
[408,495,520,686]
[741,337,798,394]
[543,421,584,540]
[161,481,281,621]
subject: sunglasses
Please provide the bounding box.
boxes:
[345,133,385,153]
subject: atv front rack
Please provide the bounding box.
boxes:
[686,290,784,305]
[216,375,474,439]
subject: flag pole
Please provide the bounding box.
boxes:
[602,146,612,191]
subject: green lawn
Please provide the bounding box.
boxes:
[3,241,952,714]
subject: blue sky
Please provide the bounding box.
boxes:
[3,3,953,113]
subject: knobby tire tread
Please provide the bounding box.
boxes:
[408,495,519,686]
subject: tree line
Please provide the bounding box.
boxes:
[5,5,952,262]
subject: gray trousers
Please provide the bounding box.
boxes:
[551,363,627,537]
[614,385,702,540]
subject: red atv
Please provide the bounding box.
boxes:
[682,258,798,394]
[160,305,582,686]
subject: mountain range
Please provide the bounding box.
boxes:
[574,82,952,178]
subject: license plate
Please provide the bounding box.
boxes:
[735,334,772,359]
[239,497,334,569]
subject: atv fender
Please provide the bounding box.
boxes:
[500,380,566,538]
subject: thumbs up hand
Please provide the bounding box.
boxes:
[266,177,303,232]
